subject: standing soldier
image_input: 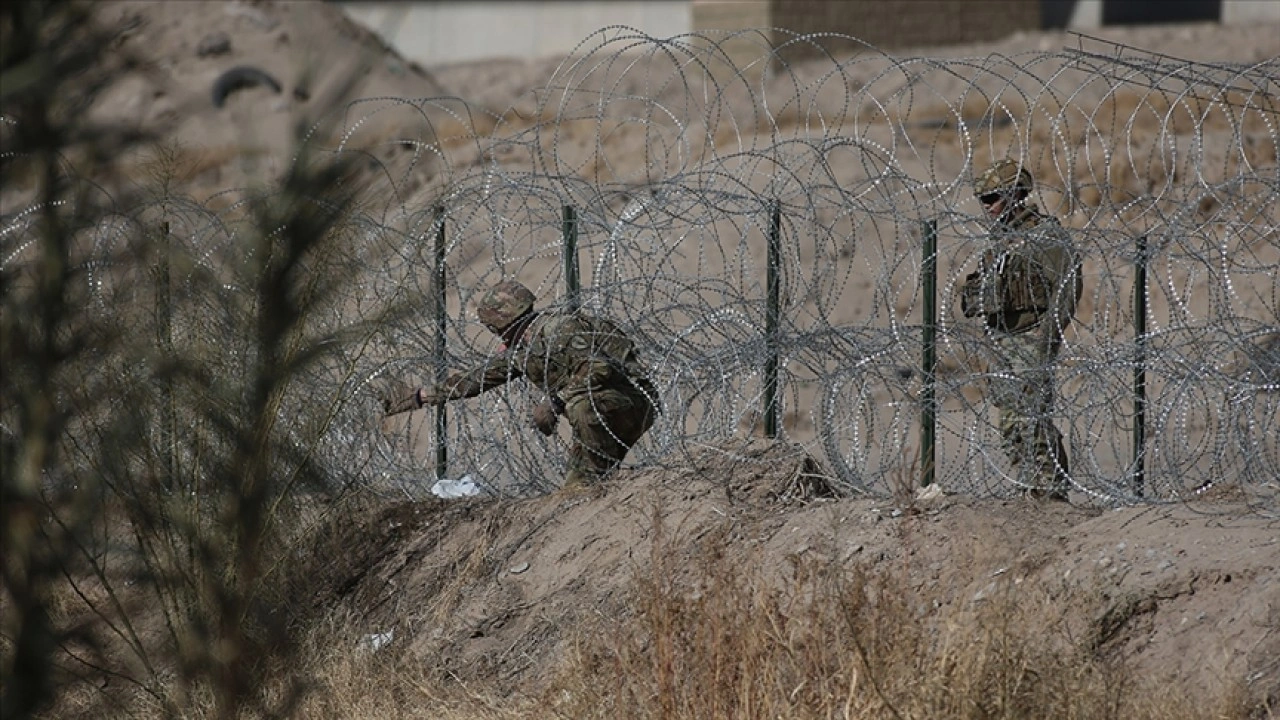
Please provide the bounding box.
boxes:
[384,280,658,490]
[960,159,1083,501]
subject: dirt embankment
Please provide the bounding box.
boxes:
[298,440,1280,708]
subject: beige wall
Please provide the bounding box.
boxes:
[1223,0,1280,25]
[766,0,1041,50]
[692,1,1279,48]
[691,0,771,33]
[339,1,1276,67]
[689,1,773,73]
[339,1,691,66]
[691,0,1041,65]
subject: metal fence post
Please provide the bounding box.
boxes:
[764,201,782,439]
[433,205,448,481]
[1132,234,1148,497]
[563,205,580,311]
[921,219,938,487]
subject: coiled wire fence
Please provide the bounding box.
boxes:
[4,28,1278,510]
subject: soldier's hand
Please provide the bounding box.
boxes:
[960,272,983,317]
[383,387,424,417]
[531,400,559,436]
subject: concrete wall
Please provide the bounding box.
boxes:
[339,1,691,66]
[691,0,1280,40]
[690,0,1041,65]
[1223,0,1280,25]
[1046,0,1280,29]
[337,0,1280,67]
[689,0,771,36]
[763,0,1041,50]
[1043,0,1102,28]
[688,1,773,73]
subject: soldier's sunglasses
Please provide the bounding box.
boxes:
[979,192,1003,206]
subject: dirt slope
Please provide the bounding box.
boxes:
[300,440,1279,708]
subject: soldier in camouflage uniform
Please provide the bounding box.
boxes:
[960,159,1083,501]
[384,280,657,490]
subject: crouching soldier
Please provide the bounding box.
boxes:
[384,281,658,490]
[960,159,1083,501]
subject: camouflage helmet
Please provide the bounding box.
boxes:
[974,158,1034,198]
[477,280,536,332]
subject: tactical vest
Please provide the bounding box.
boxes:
[520,310,656,401]
[962,207,1077,328]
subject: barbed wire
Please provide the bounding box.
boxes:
[3,29,1277,511]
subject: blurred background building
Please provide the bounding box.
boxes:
[336,0,1280,66]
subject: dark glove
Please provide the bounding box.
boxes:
[383,387,425,417]
[960,271,984,318]
[531,400,560,436]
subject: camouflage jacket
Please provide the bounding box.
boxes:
[961,204,1083,337]
[431,309,656,406]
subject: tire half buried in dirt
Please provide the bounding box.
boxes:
[211,66,283,108]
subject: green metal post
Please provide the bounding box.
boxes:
[433,205,448,480]
[563,205,581,311]
[764,201,781,439]
[1133,235,1147,497]
[921,219,937,487]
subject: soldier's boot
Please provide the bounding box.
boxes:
[563,423,625,496]
[560,468,603,497]
[1006,440,1056,501]
[1045,436,1071,501]
[1029,485,1069,502]
[1023,425,1070,502]
[560,469,588,491]
[1026,463,1069,501]
[1028,459,1069,502]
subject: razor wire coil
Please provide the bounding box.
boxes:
[3,28,1278,511]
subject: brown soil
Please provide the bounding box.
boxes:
[297,440,1279,709]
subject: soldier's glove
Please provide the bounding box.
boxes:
[383,387,428,417]
[960,271,984,318]
[531,400,560,436]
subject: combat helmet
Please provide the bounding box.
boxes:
[974,158,1034,199]
[477,280,536,333]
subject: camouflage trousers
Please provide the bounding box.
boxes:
[562,387,655,488]
[985,330,1070,496]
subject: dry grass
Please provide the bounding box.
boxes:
[536,537,1252,720]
